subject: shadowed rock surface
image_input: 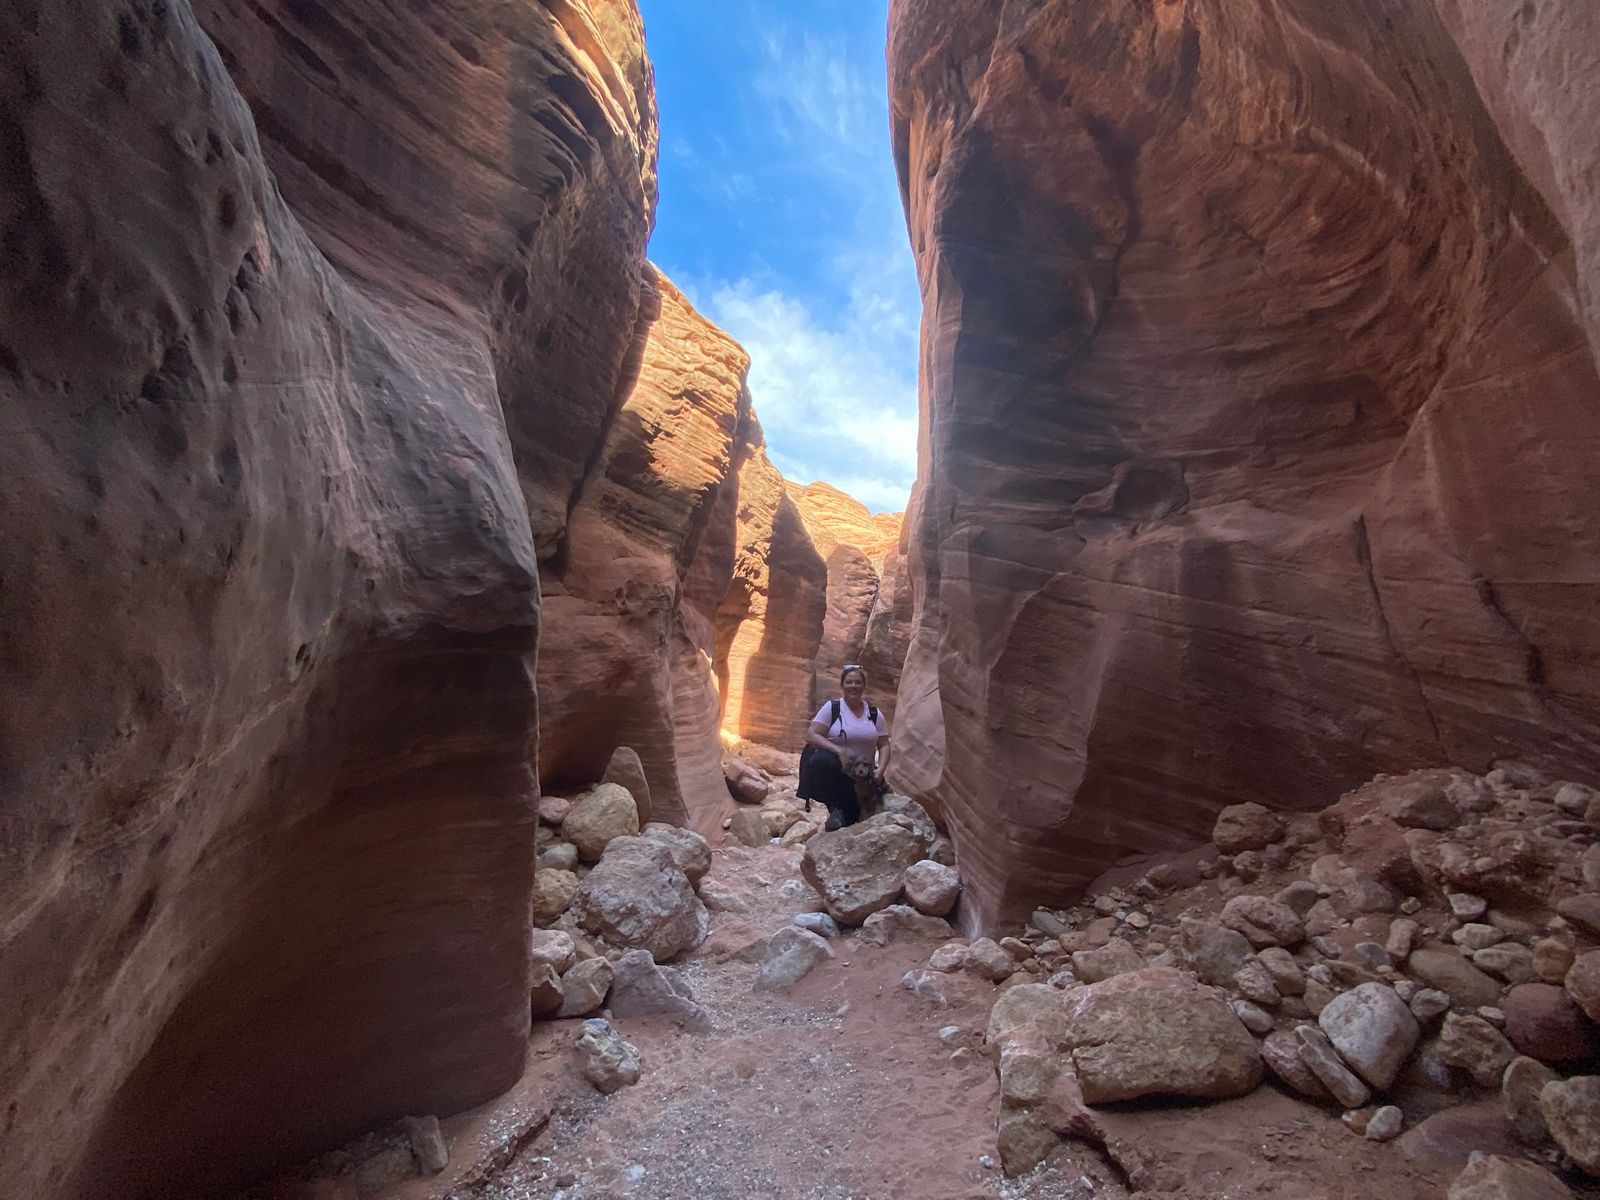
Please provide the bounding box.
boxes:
[887,0,1600,929]
[0,0,655,1195]
[538,266,753,829]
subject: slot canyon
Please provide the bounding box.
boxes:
[1,1,1598,1198]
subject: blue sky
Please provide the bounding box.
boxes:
[640,1,919,514]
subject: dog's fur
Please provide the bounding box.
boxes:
[846,758,886,819]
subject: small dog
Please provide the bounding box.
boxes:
[846,758,887,819]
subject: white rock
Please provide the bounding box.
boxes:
[1319,982,1420,1090]
[757,927,835,989]
[903,860,961,917]
[793,911,840,938]
[575,1019,640,1093]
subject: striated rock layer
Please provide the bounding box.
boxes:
[0,0,655,1196]
[888,0,1600,929]
[538,265,753,831]
[715,428,830,755]
[791,483,907,724]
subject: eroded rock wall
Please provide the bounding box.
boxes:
[538,266,752,830]
[791,482,907,724]
[715,426,830,756]
[888,0,1600,929]
[0,0,655,1195]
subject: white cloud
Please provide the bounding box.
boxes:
[703,279,917,513]
[659,10,921,514]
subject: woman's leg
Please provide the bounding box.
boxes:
[800,749,846,829]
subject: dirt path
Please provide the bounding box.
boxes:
[435,843,1117,1200]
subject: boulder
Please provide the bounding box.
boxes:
[1173,919,1255,986]
[1534,939,1575,985]
[557,958,613,1018]
[529,962,565,1017]
[1070,940,1145,984]
[1059,968,1263,1103]
[1567,951,1600,1022]
[859,905,951,947]
[800,814,928,925]
[1435,1013,1518,1086]
[1406,947,1503,1008]
[1540,1076,1600,1173]
[1502,1056,1558,1144]
[987,983,1074,1052]
[538,795,574,827]
[1380,777,1463,831]
[1473,944,1536,985]
[697,921,770,965]
[562,783,641,863]
[1257,947,1306,996]
[1233,959,1283,1007]
[994,1023,1062,1108]
[1447,1154,1573,1200]
[1261,1030,1330,1099]
[1318,983,1420,1090]
[607,950,711,1031]
[965,938,1017,982]
[575,1019,641,1094]
[723,754,769,804]
[903,860,961,917]
[537,841,580,873]
[601,746,653,827]
[728,809,770,848]
[1220,896,1306,948]
[572,837,709,961]
[759,798,806,837]
[757,927,835,989]
[640,823,712,885]
[1212,803,1285,853]
[528,930,577,975]
[531,869,579,927]
[929,942,970,973]
[1295,1026,1372,1108]
[778,819,821,847]
[1502,983,1600,1063]
[792,912,840,938]
[697,876,753,914]
[1556,894,1600,938]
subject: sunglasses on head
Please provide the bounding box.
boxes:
[841,664,863,671]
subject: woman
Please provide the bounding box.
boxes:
[798,664,891,831]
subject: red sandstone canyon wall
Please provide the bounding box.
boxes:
[538,265,753,830]
[0,0,656,1195]
[791,482,907,724]
[714,426,830,757]
[888,0,1600,930]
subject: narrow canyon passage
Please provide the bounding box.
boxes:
[3,0,1600,1198]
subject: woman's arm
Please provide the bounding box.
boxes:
[875,734,892,780]
[805,720,849,760]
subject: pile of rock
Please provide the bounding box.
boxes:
[939,765,1600,1186]
[725,793,825,849]
[800,796,960,926]
[529,791,721,1023]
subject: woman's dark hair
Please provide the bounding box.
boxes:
[839,664,867,685]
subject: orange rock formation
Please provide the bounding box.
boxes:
[888,0,1600,930]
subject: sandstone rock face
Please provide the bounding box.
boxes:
[537,267,754,831]
[0,1,656,1195]
[791,483,907,724]
[714,425,829,754]
[887,0,1600,929]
